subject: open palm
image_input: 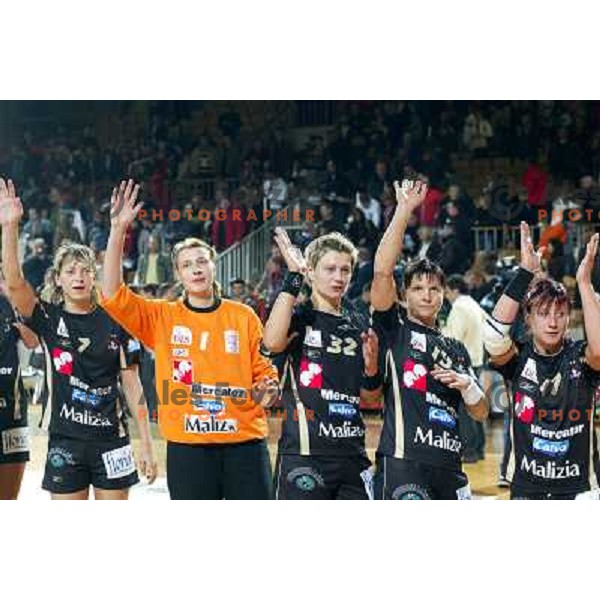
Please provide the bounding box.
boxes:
[110,179,143,229]
[0,179,23,227]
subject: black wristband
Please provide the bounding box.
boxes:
[361,371,383,390]
[281,271,304,297]
[504,267,535,303]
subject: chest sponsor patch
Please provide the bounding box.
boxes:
[224,330,240,354]
[403,360,427,392]
[521,358,539,384]
[171,326,192,346]
[303,327,322,348]
[172,360,193,385]
[101,445,136,480]
[299,358,323,388]
[410,331,427,352]
[52,348,74,376]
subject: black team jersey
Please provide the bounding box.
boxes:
[278,301,369,457]
[372,305,475,471]
[493,338,599,495]
[0,296,27,429]
[27,301,140,440]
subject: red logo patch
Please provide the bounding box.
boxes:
[515,391,535,424]
[172,360,193,385]
[299,358,323,388]
[402,360,427,392]
[52,348,73,376]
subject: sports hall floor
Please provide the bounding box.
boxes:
[19,405,513,499]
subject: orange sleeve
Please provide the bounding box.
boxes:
[248,308,278,385]
[100,283,164,349]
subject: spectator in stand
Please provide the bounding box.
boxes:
[257,241,285,313]
[22,207,53,250]
[53,210,82,249]
[463,109,494,156]
[319,159,350,200]
[355,184,382,229]
[316,201,341,236]
[229,277,249,303]
[367,159,390,201]
[210,189,246,251]
[352,282,371,320]
[348,245,374,300]
[417,174,444,227]
[345,206,378,251]
[22,238,52,292]
[416,226,443,262]
[87,208,110,252]
[134,234,171,286]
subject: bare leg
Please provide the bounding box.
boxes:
[51,488,90,500]
[94,487,130,500]
[0,462,26,500]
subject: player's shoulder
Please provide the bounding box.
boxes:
[220,298,259,320]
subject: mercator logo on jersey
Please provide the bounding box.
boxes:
[403,360,427,392]
[184,414,238,434]
[171,326,192,346]
[172,360,193,385]
[299,359,323,388]
[52,348,73,376]
[514,391,535,424]
[413,426,461,453]
[521,456,581,480]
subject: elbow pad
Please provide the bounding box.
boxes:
[483,316,513,356]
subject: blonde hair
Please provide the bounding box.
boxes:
[171,237,221,297]
[40,242,98,305]
[304,232,358,272]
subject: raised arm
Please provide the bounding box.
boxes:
[484,221,543,366]
[263,227,307,354]
[576,233,600,369]
[371,179,428,311]
[0,179,37,317]
[103,179,143,299]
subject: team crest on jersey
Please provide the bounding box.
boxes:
[403,360,427,392]
[171,326,192,346]
[172,360,193,385]
[57,317,69,338]
[410,331,427,353]
[299,358,323,388]
[303,327,322,348]
[514,391,535,424]
[521,358,539,384]
[52,348,73,376]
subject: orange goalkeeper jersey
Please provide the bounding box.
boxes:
[101,284,277,445]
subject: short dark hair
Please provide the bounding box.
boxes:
[402,258,446,289]
[230,278,246,286]
[524,278,570,315]
[446,274,468,295]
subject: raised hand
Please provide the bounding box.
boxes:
[274,227,307,274]
[431,366,471,391]
[0,179,24,227]
[393,178,428,213]
[361,328,379,376]
[110,179,143,230]
[577,232,599,286]
[251,376,280,407]
[519,221,544,273]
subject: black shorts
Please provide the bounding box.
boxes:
[166,438,272,500]
[374,455,472,500]
[42,435,139,494]
[510,485,582,500]
[0,423,29,464]
[274,454,372,500]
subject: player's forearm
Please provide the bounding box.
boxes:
[263,293,296,353]
[103,225,127,298]
[466,397,489,422]
[580,283,600,357]
[374,205,411,276]
[122,369,153,447]
[1,224,25,289]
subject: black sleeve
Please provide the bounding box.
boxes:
[371,303,403,350]
[25,300,52,338]
[119,328,141,369]
[488,352,520,381]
